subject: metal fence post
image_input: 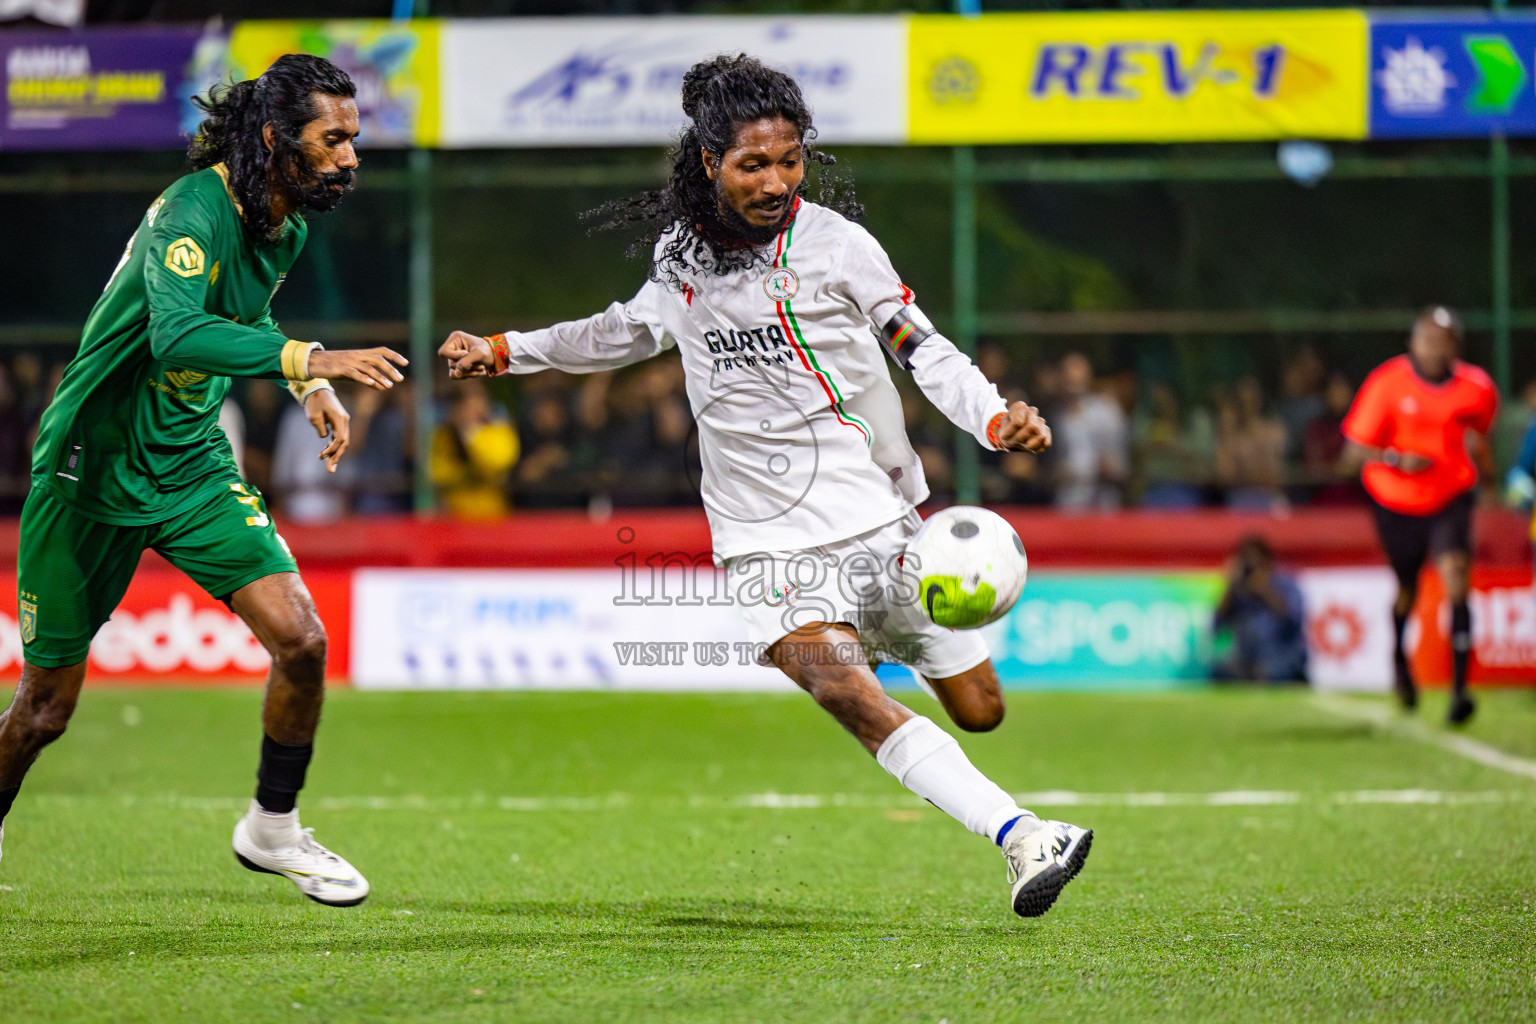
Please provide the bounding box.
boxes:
[409,146,436,515]
[952,145,981,505]
[1491,132,1512,395]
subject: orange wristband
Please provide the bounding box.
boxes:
[986,411,1007,450]
[487,333,510,375]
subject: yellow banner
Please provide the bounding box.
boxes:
[229,20,441,147]
[909,11,1368,144]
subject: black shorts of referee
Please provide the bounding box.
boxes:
[1370,489,1474,592]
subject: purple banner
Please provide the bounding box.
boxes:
[1,27,227,150]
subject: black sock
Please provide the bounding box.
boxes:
[1451,601,1472,698]
[1392,611,1413,683]
[0,784,18,824]
[255,735,313,815]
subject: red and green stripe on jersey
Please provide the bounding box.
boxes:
[772,199,871,446]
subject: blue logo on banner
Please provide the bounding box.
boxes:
[1371,16,1536,137]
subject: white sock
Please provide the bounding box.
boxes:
[245,799,300,848]
[875,716,1037,843]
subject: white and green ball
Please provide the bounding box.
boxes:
[905,506,1028,630]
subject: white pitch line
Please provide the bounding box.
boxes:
[1312,694,1536,784]
[25,789,1528,813]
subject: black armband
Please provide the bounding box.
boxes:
[879,307,936,370]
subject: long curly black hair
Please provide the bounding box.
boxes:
[586,54,863,289]
[187,54,357,245]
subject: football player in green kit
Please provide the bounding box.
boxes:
[0,54,407,906]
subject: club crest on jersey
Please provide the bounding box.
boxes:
[164,237,206,278]
[766,582,800,607]
[764,267,799,302]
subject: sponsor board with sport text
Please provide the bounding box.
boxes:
[350,568,1231,691]
[0,564,1524,688]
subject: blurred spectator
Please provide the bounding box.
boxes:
[904,389,954,501]
[431,379,518,519]
[11,352,46,435]
[1277,348,1326,462]
[1301,372,1365,506]
[1214,376,1287,512]
[349,381,415,514]
[1212,535,1308,684]
[1505,380,1536,537]
[605,359,695,507]
[979,382,1052,506]
[219,396,245,478]
[0,363,31,514]
[271,396,353,523]
[241,382,283,494]
[975,343,1011,386]
[1133,382,1214,509]
[1052,352,1127,511]
[514,378,603,509]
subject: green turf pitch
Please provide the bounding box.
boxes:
[2,687,1536,1023]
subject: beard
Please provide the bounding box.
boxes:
[713,183,795,248]
[295,166,356,215]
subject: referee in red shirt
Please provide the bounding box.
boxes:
[1342,307,1499,723]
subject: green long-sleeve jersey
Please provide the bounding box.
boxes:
[33,164,316,525]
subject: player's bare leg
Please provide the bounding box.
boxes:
[226,571,368,905]
[1438,549,1475,725]
[233,572,329,747]
[924,660,1006,733]
[769,623,1089,917]
[769,622,912,753]
[0,660,88,864]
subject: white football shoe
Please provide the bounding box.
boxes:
[1002,817,1093,918]
[0,823,5,866]
[232,800,369,907]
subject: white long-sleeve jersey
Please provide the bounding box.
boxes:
[495,199,1008,559]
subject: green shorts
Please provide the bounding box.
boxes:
[17,480,298,668]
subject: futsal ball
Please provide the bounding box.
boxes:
[905,506,1028,630]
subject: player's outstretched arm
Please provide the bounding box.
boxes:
[898,320,1048,453]
[307,347,408,390]
[439,331,497,379]
[144,199,407,388]
[440,283,673,381]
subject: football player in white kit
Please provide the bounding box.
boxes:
[439,55,1091,918]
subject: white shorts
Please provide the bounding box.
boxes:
[724,510,992,680]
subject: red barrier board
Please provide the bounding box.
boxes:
[0,559,351,683]
[0,508,1526,571]
[1410,566,1536,685]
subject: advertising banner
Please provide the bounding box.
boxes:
[439,16,906,148]
[229,20,441,147]
[0,567,351,682]
[1408,565,1536,685]
[0,26,226,150]
[1296,567,1397,692]
[1369,15,1536,138]
[984,572,1223,689]
[351,568,1225,691]
[350,568,788,690]
[907,10,1369,144]
[1296,565,1536,690]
